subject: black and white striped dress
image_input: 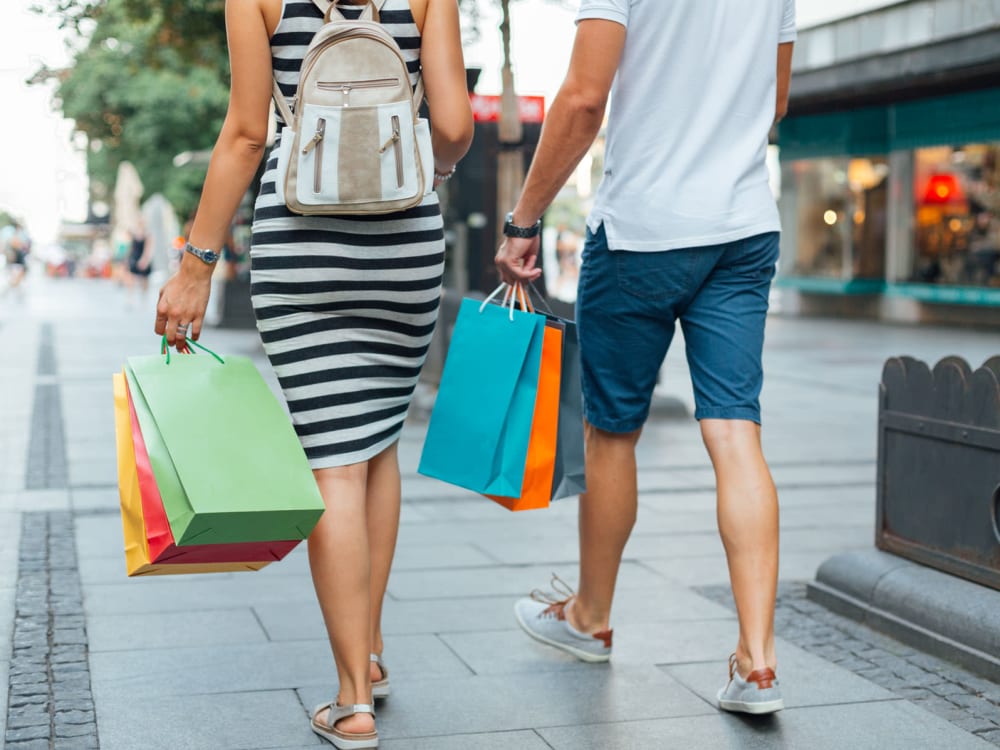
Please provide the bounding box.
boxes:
[251,0,444,469]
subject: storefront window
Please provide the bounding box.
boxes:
[789,157,890,279]
[912,144,1000,287]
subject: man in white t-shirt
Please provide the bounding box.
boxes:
[496,0,795,714]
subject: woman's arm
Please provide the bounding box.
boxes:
[155,0,274,346]
[418,0,474,178]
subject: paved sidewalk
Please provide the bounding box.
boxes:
[2,275,999,749]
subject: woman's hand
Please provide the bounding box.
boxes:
[154,263,213,349]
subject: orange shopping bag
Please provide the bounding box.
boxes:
[486,321,563,511]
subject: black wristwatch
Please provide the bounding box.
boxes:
[503,212,542,239]
[184,241,221,265]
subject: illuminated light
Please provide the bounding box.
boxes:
[823,210,837,226]
[922,173,965,205]
[948,218,962,232]
[854,210,865,225]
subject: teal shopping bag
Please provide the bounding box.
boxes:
[124,341,325,545]
[418,297,546,497]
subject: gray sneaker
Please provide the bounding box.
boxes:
[513,578,612,663]
[717,655,784,715]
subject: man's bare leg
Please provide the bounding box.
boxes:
[567,423,642,633]
[701,418,779,677]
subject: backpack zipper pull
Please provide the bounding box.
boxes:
[302,119,326,155]
[379,120,401,154]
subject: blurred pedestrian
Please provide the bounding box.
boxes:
[127,222,153,303]
[496,0,796,716]
[153,0,472,747]
[2,220,31,293]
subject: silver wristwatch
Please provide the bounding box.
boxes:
[184,241,221,265]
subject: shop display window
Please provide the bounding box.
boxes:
[789,157,889,279]
[912,144,1000,287]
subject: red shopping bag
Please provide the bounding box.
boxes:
[126,379,302,565]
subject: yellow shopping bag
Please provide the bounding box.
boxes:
[113,373,271,576]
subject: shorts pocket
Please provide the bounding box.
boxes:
[616,248,697,302]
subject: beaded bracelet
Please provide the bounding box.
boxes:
[434,166,456,183]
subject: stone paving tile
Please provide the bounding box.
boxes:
[441,629,602,675]
[73,514,132,559]
[385,561,665,601]
[69,488,118,512]
[89,634,471,698]
[87,609,270,652]
[380,730,553,749]
[298,666,713,739]
[0,659,8,736]
[610,618,740,667]
[0,490,71,512]
[82,574,323,616]
[94,689,322,750]
[0,587,14,647]
[254,595,519,642]
[536,700,994,750]
[249,541,497,577]
[641,550,851,587]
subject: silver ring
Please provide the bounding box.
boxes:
[176,324,189,335]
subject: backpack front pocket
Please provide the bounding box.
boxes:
[295,101,421,208]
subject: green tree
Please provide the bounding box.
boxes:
[37,0,229,219]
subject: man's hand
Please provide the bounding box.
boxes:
[495,235,543,286]
[154,265,213,349]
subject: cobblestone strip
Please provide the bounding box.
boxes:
[5,512,99,750]
[697,582,1000,747]
[26,324,67,491]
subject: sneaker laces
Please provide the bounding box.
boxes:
[529,573,577,619]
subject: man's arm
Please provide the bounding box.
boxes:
[495,19,626,284]
[775,42,793,124]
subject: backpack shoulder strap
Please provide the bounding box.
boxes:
[272,79,296,126]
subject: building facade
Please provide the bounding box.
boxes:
[777,0,1000,326]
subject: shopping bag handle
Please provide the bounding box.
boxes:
[524,282,555,316]
[160,335,226,366]
[480,283,533,321]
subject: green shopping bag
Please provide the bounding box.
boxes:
[124,339,325,545]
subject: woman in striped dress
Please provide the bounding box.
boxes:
[155,0,472,745]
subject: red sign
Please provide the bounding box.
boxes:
[470,94,546,124]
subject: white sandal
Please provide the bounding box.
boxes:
[311,702,378,749]
[371,653,390,700]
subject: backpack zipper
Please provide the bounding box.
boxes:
[317,77,400,107]
[301,118,327,193]
[379,115,403,188]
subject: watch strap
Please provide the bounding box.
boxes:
[504,212,541,239]
[184,242,220,265]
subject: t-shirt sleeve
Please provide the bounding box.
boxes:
[576,0,631,28]
[780,0,797,43]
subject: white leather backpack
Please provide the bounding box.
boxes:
[272,0,433,215]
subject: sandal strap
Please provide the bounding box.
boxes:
[370,653,388,680]
[318,702,375,730]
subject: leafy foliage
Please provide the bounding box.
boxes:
[37,0,229,218]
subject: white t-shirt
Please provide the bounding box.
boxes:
[577,0,797,251]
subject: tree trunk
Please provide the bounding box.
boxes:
[496,0,524,248]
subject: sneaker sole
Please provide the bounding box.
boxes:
[513,605,611,663]
[717,696,785,715]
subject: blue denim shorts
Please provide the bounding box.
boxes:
[576,223,779,432]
